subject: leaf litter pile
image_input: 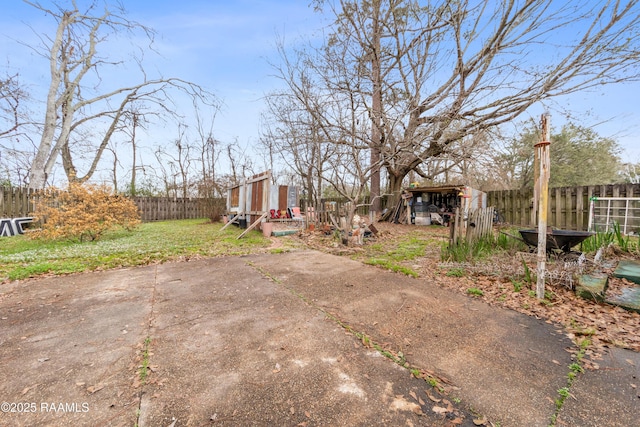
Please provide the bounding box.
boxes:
[295,222,640,368]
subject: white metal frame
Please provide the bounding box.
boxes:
[588,197,640,235]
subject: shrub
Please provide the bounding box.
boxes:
[31,182,141,241]
[198,196,226,223]
[196,179,226,223]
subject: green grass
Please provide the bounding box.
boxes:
[365,259,419,277]
[139,336,152,384]
[467,287,484,297]
[0,219,272,283]
[363,235,430,277]
[441,235,495,262]
[445,267,465,277]
[549,339,590,426]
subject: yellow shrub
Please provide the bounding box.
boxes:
[31,182,141,241]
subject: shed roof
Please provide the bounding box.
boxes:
[406,184,466,193]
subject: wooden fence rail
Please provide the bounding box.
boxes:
[486,183,640,230]
[0,187,222,222]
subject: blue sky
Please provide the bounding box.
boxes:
[1,0,639,176]
[1,1,327,160]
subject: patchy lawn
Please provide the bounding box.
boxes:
[0,219,291,283]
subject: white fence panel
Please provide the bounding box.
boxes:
[588,197,640,235]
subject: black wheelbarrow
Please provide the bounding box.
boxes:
[518,229,594,253]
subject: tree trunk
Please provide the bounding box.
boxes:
[369,2,382,215]
[130,113,138,196]
[387,172,406,208]
[27,12,69,189]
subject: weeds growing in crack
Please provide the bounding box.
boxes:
[549,338,590,426]
[250,260,459,414]
[139,337,152,384]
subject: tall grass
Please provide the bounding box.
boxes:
[581,221,639,254]
[441,228,528,263]
[441,234,497,262]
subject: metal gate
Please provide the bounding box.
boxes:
[588,197,640,235]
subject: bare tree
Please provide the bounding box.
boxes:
[0,72,35,185]
[222,139,255,186]
[290,0,640,205]
[24,1,219,189]
[192,101,223,197]
[266,32,382,213]
[153,125,196,199]
[260,73,338,207]
[0,72,26,139]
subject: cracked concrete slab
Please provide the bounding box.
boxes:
[1,249,638,426]
[0,255,472,426]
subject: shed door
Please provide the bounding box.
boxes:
[279,186,288,211]
[251,180,265,212]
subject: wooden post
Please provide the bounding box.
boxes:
[532,141,540,225]
[535,114,551,299]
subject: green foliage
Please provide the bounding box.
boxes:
[363,235,428,277]
[569,363,584,374]
[386,235,429,260]
[139,337,152,383]
[445,268,465,277]
[581,229,615,252]
[365,258,418,277]
[550,124,621,187]
[441,234,497,262]
[581,221,639,254]
[501,122,622,189]
[511,279,523,292]
[32,182,141,242]
[496,229,529,252]
[522,257,535,284]
[467,287,484,296]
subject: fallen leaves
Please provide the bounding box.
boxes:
[86,383,104,394]
[425,390,441,403]
[432,405,448,414]
[472,416,488,425]
[432,253,640,359]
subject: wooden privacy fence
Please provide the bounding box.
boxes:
[5,184,640,228]
[0,187,33,218]
[0,187,223,222]
[131,196,224,221]
[487,183,640,230]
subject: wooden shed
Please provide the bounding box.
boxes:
[226,170,300,229]
[406,184,486,225]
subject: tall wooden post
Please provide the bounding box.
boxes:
[531,138,540,225]
[535,114,551,299]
